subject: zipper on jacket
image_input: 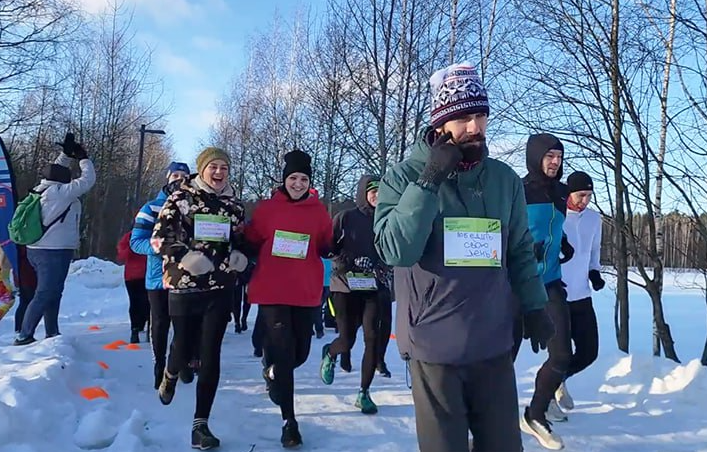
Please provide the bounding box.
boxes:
[542,206,556,276]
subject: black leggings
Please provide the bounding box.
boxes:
[167,292,230,419]
[529,284,572,419]
[232,284,251,323]
[125,279,150,331]
[377,288,392,365]
[260,304,316,421]
[328,291,379,390]
[148,289,171,366]
[567,297,599,379]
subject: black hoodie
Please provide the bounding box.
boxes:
[330,175,386,293]
[523,133,567,212]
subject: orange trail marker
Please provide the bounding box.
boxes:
[124,344,140,350]
[88,325,100,331]
[80,387,109,400]
[103,340,128,350]
[97,361,109,370]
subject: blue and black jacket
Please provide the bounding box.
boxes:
[130,187,170,290]
[523,133,568,286]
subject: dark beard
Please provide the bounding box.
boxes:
[457,137,487,163]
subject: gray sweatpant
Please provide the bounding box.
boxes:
[410,352,523,452]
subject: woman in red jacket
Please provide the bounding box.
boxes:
[245,150,333,449]
[117,231,149,343]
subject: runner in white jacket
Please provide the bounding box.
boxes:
[15,134,95,345]
[553,171,605,416]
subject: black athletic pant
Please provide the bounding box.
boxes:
[314,287,329,335]
[328,291,379,390]
[410,352,522,452]
[167,291,230,419]
[148,289,171,367]
[529,283,572,419]
[252,307,265,353]
[232,284,251,325]
[566,297,599,378]
[377,287,392,365]
[260,304,316,421]
[125,279,150,331]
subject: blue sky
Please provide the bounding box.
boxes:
[78,0,326,164]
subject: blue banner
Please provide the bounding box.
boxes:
[0,137,18,281]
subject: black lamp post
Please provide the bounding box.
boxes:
[135,124,165,208]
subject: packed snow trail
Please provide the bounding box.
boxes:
[0,258,706,451]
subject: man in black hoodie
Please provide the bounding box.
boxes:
[518,133,574,450]
[319,175,389,415]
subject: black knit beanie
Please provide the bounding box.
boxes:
[567,171,594,193]
[282,150,312,181]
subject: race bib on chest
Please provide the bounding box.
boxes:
[194,214,230,242]
[272,230,310,259]
[346,272,378,291]
[443,218,502,267]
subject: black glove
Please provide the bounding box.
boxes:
[416,132,462,189]
[588,269,605,291]
[56,132,75,158]
[56,132,88,160]
[522,308,555,353]
[353,256,374,273]
[559,235,574,264]
[533,241,545,262]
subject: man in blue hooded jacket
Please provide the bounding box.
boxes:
[131,162,190,389]
[518,133,575,450]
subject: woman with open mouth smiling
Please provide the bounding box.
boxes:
[245,149,333,449]
[151,146,248,450]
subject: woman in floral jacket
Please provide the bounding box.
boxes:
[151,147,247,451]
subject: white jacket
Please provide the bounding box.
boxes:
[28,154,96,250]
[562,207,602,302]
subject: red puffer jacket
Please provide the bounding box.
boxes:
[245,190,333,307]
[117,232,147,281]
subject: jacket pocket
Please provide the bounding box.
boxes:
[413,279,437,326]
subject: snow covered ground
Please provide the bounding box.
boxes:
[0,258,705,452]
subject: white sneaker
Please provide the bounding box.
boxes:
[521,407,564,450]
[546,399,568,422]
[555,381,574,410]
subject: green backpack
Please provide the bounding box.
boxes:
[8,190,71,245]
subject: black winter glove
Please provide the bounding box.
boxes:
[416,132,462,190]
[523,308,555,353]
[588,269,605,291]
[353,256,374,273]
[559,235,574,264]
[56,132,88,160]
[533,241,545,262]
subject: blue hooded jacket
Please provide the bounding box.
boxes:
[130,189,168,290]
[523,133,568,286]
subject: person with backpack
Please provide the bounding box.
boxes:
[131,161,195,389]
[245,150,333,449]
[152,147,247,451]
[13,133,95,346]
[116,230,149,343]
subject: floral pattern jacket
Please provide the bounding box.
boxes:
[151,174,246,293]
